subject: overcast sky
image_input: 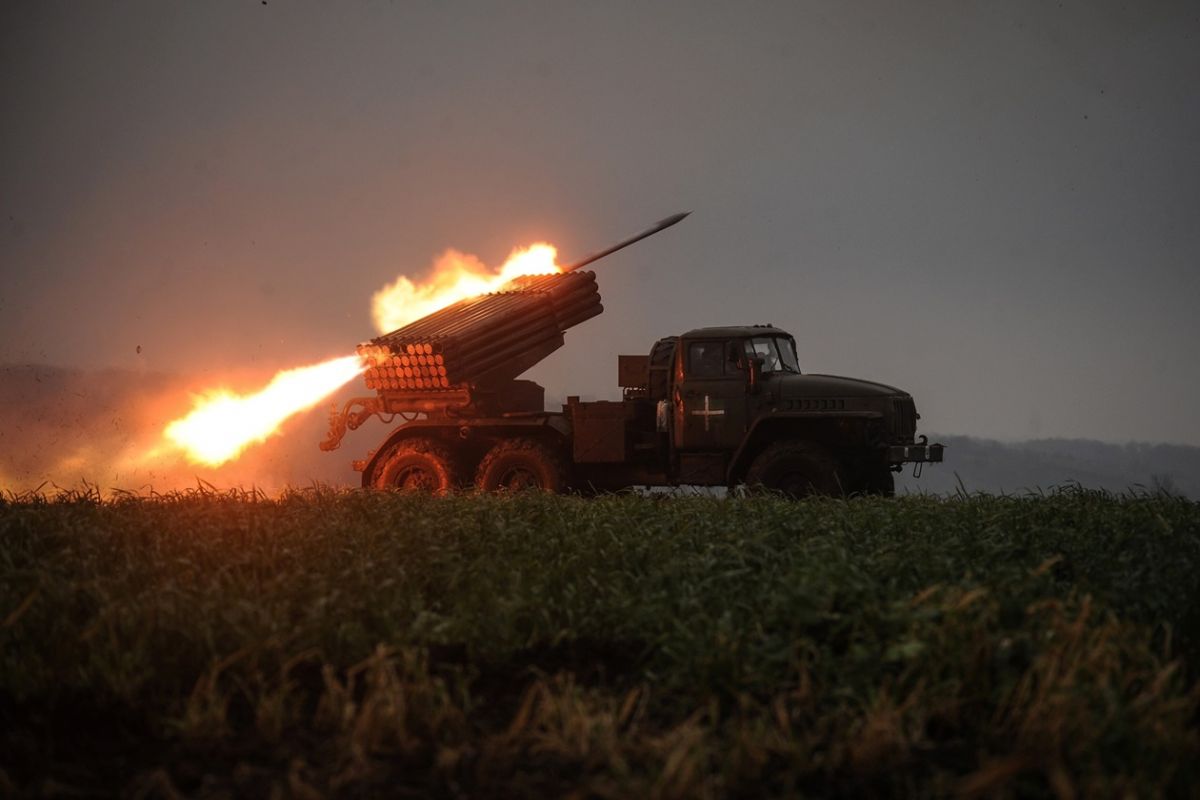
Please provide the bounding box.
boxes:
[3,0,1198,446]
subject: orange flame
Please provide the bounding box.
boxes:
[159,242,561,466]
[163,356,364,466]
[372,242,560,333]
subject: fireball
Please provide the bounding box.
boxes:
[372,243,559,333]
[159,242,562,466]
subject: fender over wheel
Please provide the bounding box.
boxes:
[743,441,843,498]
[364,437,461,492]
[475,438,568,493]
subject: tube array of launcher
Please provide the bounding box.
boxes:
[357,271,603,392]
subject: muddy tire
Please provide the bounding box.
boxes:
[744,441,843,497]
[366,437,461,492]
[475,438,568,493]
[857,466,896,497]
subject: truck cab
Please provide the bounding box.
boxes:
[562,324,942,495]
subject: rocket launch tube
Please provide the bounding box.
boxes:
[563,212,690,272]
[388,298,562,362]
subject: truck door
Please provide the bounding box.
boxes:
[673,339,748,451]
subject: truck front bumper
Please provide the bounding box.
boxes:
[888,442,944,464]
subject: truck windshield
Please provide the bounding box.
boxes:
[744,337,800,373]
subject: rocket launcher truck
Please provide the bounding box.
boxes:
[321,213,943,495]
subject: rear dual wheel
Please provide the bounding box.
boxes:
[475,438,568,493]
[365,436,568,493]
[365,437,461,492]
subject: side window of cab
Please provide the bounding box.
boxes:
[687,340,733,378]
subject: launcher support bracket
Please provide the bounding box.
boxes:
[319,397,389,452]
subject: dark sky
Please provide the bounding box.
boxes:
[3,1,1198,445]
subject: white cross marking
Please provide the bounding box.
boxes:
[690,395,725,431]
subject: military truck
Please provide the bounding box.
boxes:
[321,214,942,495]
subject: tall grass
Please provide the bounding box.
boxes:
[1,487,1198,796]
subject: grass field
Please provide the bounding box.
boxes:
[2,488,1198,797]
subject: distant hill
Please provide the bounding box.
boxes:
[898,435,1200,500]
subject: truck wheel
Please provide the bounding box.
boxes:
[858,467,895,497]
[744,441,843,497]
[475,438,567,493]
[367,438,461,492]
